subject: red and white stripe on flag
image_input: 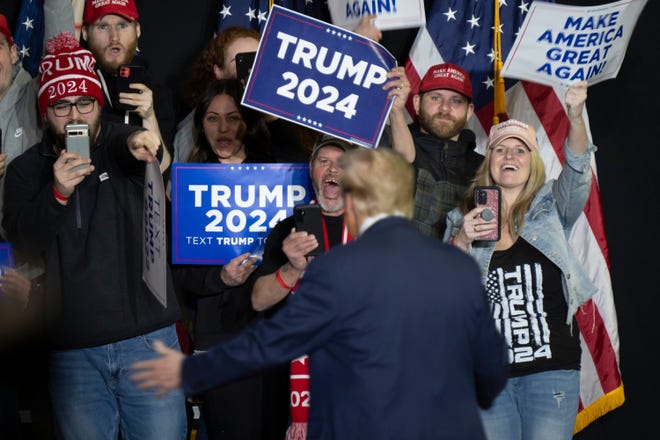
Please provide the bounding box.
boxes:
[404,12,624,433]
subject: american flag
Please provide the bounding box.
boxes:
[404,0,624,433]
[216,0,330,34]
[13,0,44,77]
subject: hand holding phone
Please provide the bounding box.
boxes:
[293,204,323,256]
[65,123,91,172]
[235,51,256,84]
[474,186,501,241]
[116,64,146,111]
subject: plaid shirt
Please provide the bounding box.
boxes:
[410,125,483,238]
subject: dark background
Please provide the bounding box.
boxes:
[2,1,658,438]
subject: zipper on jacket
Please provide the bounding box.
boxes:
[75,189,82,229]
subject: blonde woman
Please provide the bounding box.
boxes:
[445,81,595,440]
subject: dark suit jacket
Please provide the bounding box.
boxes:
[182,216,507,439]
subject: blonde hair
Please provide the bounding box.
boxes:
[460,146,546,238]
[339,148,414,219]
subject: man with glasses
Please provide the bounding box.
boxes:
[2,32,187,440]
[81,0,174,171]
[384,63,484,239]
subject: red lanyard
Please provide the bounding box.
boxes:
[320,215,352,251]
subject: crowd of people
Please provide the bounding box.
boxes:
[0,1,598,440]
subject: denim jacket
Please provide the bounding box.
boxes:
[445,142,598,324]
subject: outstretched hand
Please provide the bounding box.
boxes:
[564,80,590,154]
[127,129,161,163]
[565,80,588,121]
[130,340,185,398]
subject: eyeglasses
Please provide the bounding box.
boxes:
[49,98,96,117]
[490,145,530,157]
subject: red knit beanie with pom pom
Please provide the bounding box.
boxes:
[37,32,104,116]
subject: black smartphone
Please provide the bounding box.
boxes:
[293,204,323,256]
[116,64,146,110]
[65,123,91,172]
[235,51,256,83]
[474,186,501,241]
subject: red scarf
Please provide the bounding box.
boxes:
[285,217,352,440]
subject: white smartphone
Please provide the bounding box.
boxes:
[65,123,91,172]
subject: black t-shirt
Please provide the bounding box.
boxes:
[487,238,581,376]
[258,213,345,278]
[255,212,344,315]
[321,214,343,249]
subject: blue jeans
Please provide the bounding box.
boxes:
[49,325,188,440]
[480,369,580,440]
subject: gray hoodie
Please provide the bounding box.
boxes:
[0,0,74,238]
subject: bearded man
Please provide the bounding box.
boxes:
[81,0,175,167]
[3,32,186,439]
[384,62,483,238]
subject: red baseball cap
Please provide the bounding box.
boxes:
[419,63,472,100]
[0,14,14,46]
[83,0,139,25]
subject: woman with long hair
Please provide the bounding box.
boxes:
[445,81,596,440]
[187,79,270,164]
[174,26,310,164]
[172,79,289,440]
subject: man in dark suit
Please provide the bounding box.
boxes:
[132,148,508,440]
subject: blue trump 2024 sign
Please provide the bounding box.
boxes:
[171,163,313,265]
[242,5,397,148]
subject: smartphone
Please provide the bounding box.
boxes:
[65,123,91,172]
[235,51,256,83]
[116,64,146,110]
[474,186,501,241]
[293,204,323,256]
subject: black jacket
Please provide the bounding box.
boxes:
[3,122,180,349]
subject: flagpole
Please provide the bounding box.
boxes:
[493,0,507,125]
